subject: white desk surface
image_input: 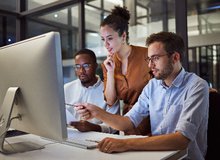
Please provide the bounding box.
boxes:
[0,129,186,160]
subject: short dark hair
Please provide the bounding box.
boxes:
[146,32,185,60]
[100,6,130,43]
[74,48,97,64]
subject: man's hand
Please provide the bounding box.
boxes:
[70,121,101,132]
[75,103,102,120]
[98,137,129,153]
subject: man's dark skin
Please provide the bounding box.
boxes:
[70,53,101,132]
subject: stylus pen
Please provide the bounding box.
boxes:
[65,103,85,110]
[65,103,77,107]
[85,139,100,143]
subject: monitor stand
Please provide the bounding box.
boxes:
[0,87,44,154]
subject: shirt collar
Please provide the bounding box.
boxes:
[82,75,101,89]
[160,68,185,88]
[172,68,185,87]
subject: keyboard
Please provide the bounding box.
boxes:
[63,138,98,149]
[5,130,28,138]
[64,128,147,150]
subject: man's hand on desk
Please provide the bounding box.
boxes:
[98,137,129,153]
[70,121,101,132]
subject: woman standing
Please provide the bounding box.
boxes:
[100,6,152,135]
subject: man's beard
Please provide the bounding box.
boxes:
[155,59,173,80]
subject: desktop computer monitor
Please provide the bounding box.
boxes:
[0,32,67,154]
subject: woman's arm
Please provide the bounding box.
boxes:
[102,56,117,106]
[104,70,117,105]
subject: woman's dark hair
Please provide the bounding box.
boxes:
[146,32,185,61]
[74,48,97,64]
[100,6,130,43]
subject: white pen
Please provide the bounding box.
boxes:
[85,139,100,143]
[65,103,77,107]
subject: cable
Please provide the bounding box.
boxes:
[0,114,23,152]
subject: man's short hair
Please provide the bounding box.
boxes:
[146,32,185,60]
[74,49,97,64]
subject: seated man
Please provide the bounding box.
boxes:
[64,49,119,133]
[75,32,209,160]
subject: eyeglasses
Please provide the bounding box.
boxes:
[145,54,168,64]
[74,63,91,71]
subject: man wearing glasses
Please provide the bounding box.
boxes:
[75,32,209,160]
[64,49,119,133]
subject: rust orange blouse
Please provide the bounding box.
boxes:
[101,45,152,114]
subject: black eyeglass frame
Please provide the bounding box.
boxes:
[145,54,168,64]
[74,63,92,71]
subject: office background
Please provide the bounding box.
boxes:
[0,0,219,91]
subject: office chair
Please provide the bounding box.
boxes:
[205,91,220,160]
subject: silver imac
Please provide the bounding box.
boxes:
[0,32,67,154]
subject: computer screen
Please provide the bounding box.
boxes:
[0,32,67,154]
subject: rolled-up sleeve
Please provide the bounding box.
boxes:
[175,79,209,141]
[125,86,150,127]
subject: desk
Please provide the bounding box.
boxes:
[0,130,186,160]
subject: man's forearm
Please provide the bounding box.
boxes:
[94,109,133,131]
